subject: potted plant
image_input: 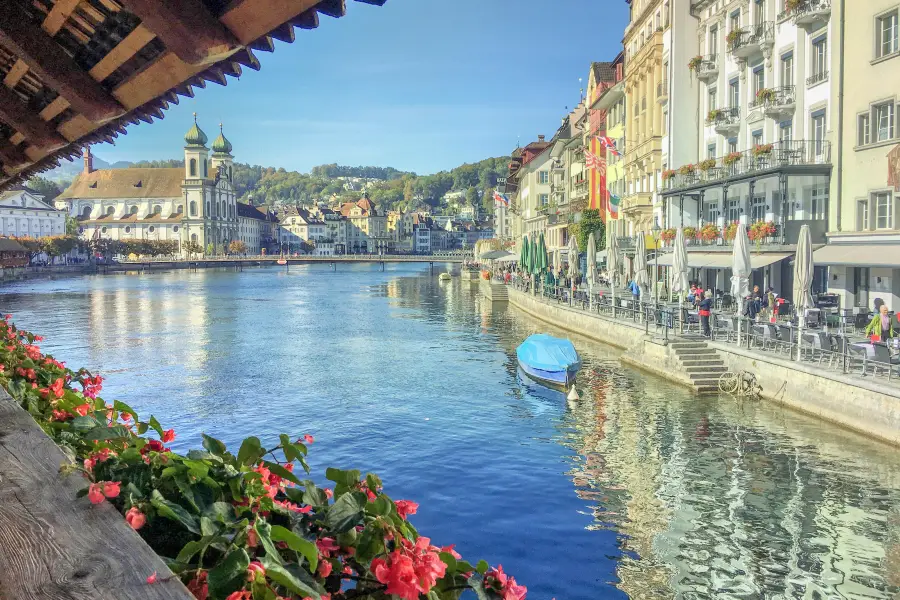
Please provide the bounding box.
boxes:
[699,158,718,171]
[678,164,697,176]
[752,143,774,157]
[748,220,777,241]
[723,151,743,166]
[699,223,720,242]
[785,0,804,12]
[682,226,699,240]
[688,55,704,71]
[726,29,743,48]
[660,228,677,243]
[724,221,739,241]
[755,88,777,103]
[707,109,723,123]
[662,169,677,182]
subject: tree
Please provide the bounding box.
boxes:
[40,236,78,262]
[228,240,248,255]
[26,177,63,201]
[65,216,79,236]
[465,186,479,210]
[206,243,214,256]
[183,240,203,258]
[577,209,605,254]
[481,189,495,217]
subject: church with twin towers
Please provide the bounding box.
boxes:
[56,115,270,255]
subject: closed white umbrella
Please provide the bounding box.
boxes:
[672,227,690,329]
[633,234,649,313]
[793,224,815,327]
[731,223,752,343]
[553,248,562,293]
[568,234,580,306]
[586,232,598,311]
[607,232,619,314]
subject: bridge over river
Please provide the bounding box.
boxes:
[105,254,469,273]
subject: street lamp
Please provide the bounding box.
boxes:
[651,217,662,307]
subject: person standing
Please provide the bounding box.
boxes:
[699,290,714,338]
[865,304,895,342]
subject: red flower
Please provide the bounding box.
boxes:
[225,592,251,600]
[74,404,91,417]
[303,434,314,444]
[441,545,462,560]
[187,572,208,600]
[246,527,259,548]
[503,578,528,600]
[372,552,420,600]
[146,572,158,584]
[49,378,65,399]
[87,483,105,504]
[247,561,266,581]
[125,507,146,530]
[316,537,339,557]
[324,488,333,499]
[143,439,164,453]
[103,481,120,498]
[318,560,332,578]
[162,429,175,443]
[395,499,419,519]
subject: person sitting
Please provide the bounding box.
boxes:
[865,304,895,342]
[687,284,697,304]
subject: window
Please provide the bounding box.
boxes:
[709,25,719,56]
[730,10,740,32]
[727,198,741,222]
[177,205,184,214]
[153,204,162,214]
[706,199,720,223]
[877,10,899,58]
[811,35,828,80]
[752,129,764,147]
[875,102,895,141]
[707,143,717,159]
[753,67,765,96]
[754,0,764,26]
[202,160,208,178]
[101,226,107,234]
[858,199,869,230]
[148,226,155,233]
[190,201,197,216]
[125,226,131,233]
[780,120,793,142]
[812,110,826,155]
[728,137,738,153]
[539,194,549,206]
[858,113,871,146]
[751,194,766,222]
[538,171,549,184]
[129,205,138,214]
[106,206,114,215]
[811,186,828,220]
[875,192,893,229]
[708,86,717,111]
[781,52,793,87]
[189,159,197,177]
[728,79,740,108]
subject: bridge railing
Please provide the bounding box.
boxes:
[116,253,470,263]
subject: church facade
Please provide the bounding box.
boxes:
[57,116,240,255]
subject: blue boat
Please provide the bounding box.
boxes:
[516,334,581,390]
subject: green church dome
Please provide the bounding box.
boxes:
[184,113,208,147]
[211,123,232,154]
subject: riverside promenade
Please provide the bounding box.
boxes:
[500,284,900,447]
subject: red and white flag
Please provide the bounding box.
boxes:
[597,136,621,157]
[585,150,607,176]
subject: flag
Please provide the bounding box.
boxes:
[493,190,509,206]
[586,150,607,176]
[597,136,620,157]
[608,192,621,218]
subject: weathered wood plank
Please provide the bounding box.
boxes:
[0,388,193,600]
[88,25,157,82]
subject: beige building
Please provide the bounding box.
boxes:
[816,0,900,310]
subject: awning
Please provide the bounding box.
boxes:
[813,244,900,268]
[652,252,790,269]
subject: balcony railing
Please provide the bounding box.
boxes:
[573,181,589,197]
[749,85,796,113]
[707,106,740,125]
[728,22,774,58]
[792,0,832,26]
[656,79,669,100]
[695,54,719,81]
[806,70,828,86]
[663,140,832,192]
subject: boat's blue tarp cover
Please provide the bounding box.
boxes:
[516,334,580,372]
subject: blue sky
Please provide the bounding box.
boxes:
[90,0,629,175]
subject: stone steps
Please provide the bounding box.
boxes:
[673,347,718,356]
[669,338,728,396]
[680,359,725,367]
[685,366,727,375]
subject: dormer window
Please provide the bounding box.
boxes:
[134,181,142,188]
[89,182,98,188]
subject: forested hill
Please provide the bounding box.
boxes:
[36,156,510,216]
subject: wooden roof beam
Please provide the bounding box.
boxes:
[291,9,319,30]
[116,0,240,66]
[0,85,67,149]
[42,0,82,36]
[315,0,346,18]
[0,140,29,168]
[0,3,124,122]
[220,0,321,45]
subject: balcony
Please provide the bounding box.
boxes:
[791,0,831,28]
[656,79,669,104]
[573,180,589,198]
[707,106,741,135]
[728,22,774,59]
[693,54,719,83]
[806,70,828,87]
[748,86,796,118]
[663,140,832,192]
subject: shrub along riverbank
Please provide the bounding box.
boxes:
[0,315,526,600]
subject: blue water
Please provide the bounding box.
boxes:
[3,264,900,600]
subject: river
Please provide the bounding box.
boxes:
[2,265,899,600]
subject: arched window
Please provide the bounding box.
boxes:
[130,205,138,215]
[202,160,208,178]
[190,201,197,216]
[81,205,92,218]
[191,233,198,243]
[206,201,210,215]
[176,205,184,214]
[106,206,114,216]
[229,166,233,181]
[190,158,197,177]
[153,204,162,215]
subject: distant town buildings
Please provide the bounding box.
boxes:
[2,187,66,239]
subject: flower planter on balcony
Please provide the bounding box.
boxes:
[763,86,797,118]
[730,22,774,59]
[792,0,831,28]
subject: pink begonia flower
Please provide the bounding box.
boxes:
[162,429,176,443]
[395,499,419,519]
[125,507,146,530]
[103,481,120,498]
[146,572,158,584]
[303,434,314,444]
[318,560,332,578]
[87,483,105,504]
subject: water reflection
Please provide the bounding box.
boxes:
[1,267,899,600]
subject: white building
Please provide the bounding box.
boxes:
[58,116,240,255]
[517,136,554,240]
[236,201,276,254]
[1,188,66,239]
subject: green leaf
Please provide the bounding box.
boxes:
[82,424,131,441]
[202,433,228,456]
[366,495,392,518]
[208,547,250,600]
[150,490,200,534]
[252,579,277,600]
[325,468,360,487]
[366,473,382,493]
[440,552,458,572]
[174,475,201,512]
[258,558,322,599]
[71,415,102,432]
[456,560,475,574]
[176,539,206,564]
[182,459,210,479]
[262,461,301,486]
[187,449,223,463]
[325,492,364,533]
[255,521,282,565]
[136,422,149,435]
[467,573,491,600]
[113,400,139,423]
[204,502,238,524]
[237,436,264,467]
[476,560,489,575]
[354,527,383,563]
[147,415,164,437]
[270,525,318,572]
[297,480,327,507]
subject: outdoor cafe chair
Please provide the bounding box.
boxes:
[854,313,871,334]
[801,331,831,364]
[714,316,737,342]
[776,324,795,353]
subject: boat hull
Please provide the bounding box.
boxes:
[517,360,578,390]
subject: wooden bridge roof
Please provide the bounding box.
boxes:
[0,0,386,192]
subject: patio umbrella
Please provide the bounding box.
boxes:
[633,234,649,308]
[586,232,598,311]
[731,222,752,343]
[567,234,580,306]
[520,236,529,269]
[538,232,548,272]
[607,231,619,312]
[623,255,634,287]
[793,224,815,327]
[672,227,690,323]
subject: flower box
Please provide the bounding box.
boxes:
[688,55,703,71]
[755,88,777,103]
[660,228,677,243]
[698,158,717,171]
[677,164,697,176]
[662,169,676,181]
[785,0,804,12]
[726,29,743,47]
[707,109,723,122]
[699,223,720,242]
[748,220,777,241]
[752,143,774,157]
[723,151,743,166]
[682,226,699,240]
[724,222,739,241]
